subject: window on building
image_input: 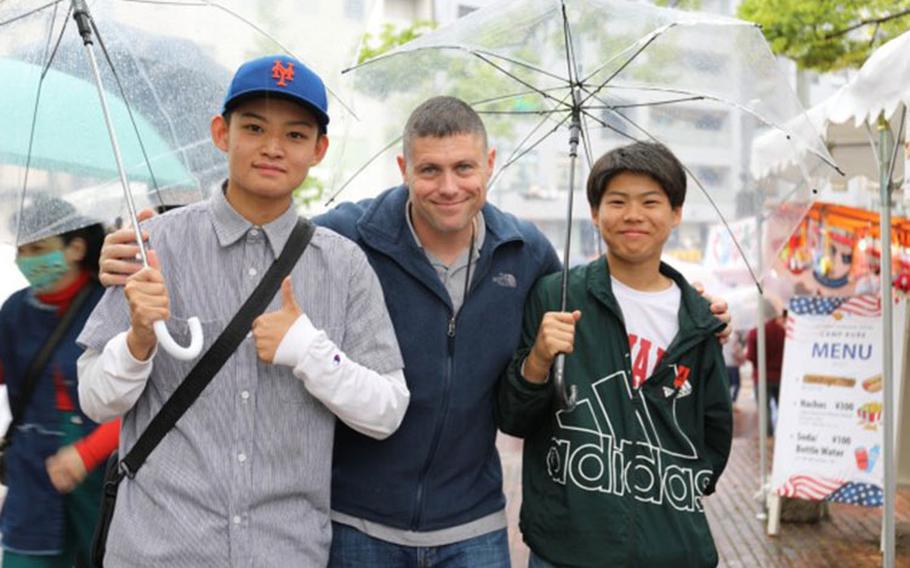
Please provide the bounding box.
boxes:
[694,111,724,131]
[599,100,639,139]
[693,166,729,188]
[684,49,727,75]
[344,0,365,19]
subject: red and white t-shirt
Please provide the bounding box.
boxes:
[611,276,681,389]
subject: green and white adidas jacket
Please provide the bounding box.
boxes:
[497,256,733,567]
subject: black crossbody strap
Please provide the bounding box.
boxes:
[120,218,315,478]
[2,282,96,445]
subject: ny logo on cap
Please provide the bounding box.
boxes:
[272,60,295,87]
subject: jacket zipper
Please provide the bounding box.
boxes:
[410,313,457,530]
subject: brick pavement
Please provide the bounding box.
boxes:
[498,378,910,567]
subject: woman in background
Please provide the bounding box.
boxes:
[0,197,118,568]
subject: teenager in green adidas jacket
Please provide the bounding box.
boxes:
[497,142,733,567]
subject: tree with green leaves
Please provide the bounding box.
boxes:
[357,21,437,65]
[738,0,910,72]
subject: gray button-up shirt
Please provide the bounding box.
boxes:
[77,190,403,567]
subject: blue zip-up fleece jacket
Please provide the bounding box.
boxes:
[0,284,104,553]
[315,185,560,530]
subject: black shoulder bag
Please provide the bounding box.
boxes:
[91,218,315,567]
[0,283,96,484]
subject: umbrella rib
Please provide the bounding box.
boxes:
[345,43,568,85]
[581,95,706,110]
[578,30,670,109]
[683,169,762,288]
[578,114,604,257]
[0,0,61,27]
[488,90,576,187]
[473,52,572,111]
[16,1,71,245]
[470,85,571,108]
[579,22,675,90]
[475,109,567,116]
[323,135,403,207]
[559,0,580,86]
[38,0,66,75]
[596,84,844,176]
[472,48,569,84]
[489,112,573,190]
[578,113,595,170]
[123,0,207,6]
[607,107,763,287]
[577,107,640,144]
[106,23,200,201]
[40,0,59,64]
[41,0,73,77]
[89,16,166,208]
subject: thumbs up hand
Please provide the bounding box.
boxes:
[252,277,302,364]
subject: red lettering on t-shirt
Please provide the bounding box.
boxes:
[656,347,666,367]
[631,338,652,389]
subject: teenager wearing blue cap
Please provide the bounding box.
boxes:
[76,55,409,566]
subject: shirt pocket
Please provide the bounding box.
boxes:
[152,316,225,399]
[269,324,344,407]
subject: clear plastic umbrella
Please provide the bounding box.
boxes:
[334,0,840,407]
[0,0,370,359]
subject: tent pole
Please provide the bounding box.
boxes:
[878,113,895,568]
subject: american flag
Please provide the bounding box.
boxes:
[778,474,844,500]
[789,295,882,317]
[786,295,882,339]
[827,482,884,507]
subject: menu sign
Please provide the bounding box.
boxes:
[771,296,905,506]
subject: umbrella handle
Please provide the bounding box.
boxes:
[552,353,578,410]
[153,318,204,361]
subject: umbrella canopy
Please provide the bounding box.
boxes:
[0,57,197,245]
[0,58,192,184]
[0,0,372,245]
[335,0,838,283]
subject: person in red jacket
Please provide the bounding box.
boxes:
[745,307,787,436]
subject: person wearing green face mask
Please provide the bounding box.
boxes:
[0,198,119,568]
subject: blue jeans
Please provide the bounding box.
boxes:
[726,365,741,402]
[329,522,510,567]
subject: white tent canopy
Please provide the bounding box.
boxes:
[751,30,910,182]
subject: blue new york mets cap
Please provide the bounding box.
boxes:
[222,54,330,130]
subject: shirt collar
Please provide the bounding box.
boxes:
[209,182,301,257]
[405,201,486,259]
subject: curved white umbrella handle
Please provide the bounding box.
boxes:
[153,318,204,361]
